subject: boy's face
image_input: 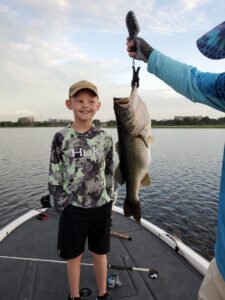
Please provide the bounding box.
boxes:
[66,89,101,122]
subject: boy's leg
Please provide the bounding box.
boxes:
[58,205,89,298]
[92,252,108,296]
[88,202,112,298]
[67,254,82,298]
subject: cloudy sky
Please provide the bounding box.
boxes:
[0,0,225,122]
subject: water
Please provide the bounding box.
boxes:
[0,127,224,260]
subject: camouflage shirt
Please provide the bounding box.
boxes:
[48,125,114,212]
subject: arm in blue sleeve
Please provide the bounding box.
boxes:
[215,145,225,281]
[147,50,225,113]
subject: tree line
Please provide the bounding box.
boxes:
[151,116,225,127]
[0,117,225,127]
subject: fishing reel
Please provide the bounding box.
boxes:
[149,269,159,280]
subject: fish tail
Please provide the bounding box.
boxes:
[123,199,141,223]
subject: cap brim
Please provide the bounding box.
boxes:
[196,21,225,59]
[70,88,99,98]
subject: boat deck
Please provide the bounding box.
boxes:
[0,208,203,300]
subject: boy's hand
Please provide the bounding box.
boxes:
[126,37,154,63]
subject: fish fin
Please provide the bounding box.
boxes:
[138,134,149,148]
[123,200,141,223]
[148,135,154,144]
[141,173,151,186]
[138,134,154,148]
[114,164,125,185]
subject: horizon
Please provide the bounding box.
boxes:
[0,0,225,122]
[1,114,225,124]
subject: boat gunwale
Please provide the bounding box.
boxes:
[0,208,47,242]
[112,206,209,276]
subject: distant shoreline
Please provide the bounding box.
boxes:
[152,125,225,128]
[1,116,225,128]
[1,125,225,129]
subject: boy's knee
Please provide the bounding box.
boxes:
[67,254,83,263]
[92,252,107,259]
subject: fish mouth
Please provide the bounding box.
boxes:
[113,97,129,105]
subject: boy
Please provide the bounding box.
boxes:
[48,80,114,300]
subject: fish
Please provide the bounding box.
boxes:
[113,86,152,222]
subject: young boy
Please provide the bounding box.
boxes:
[48,80,114,300]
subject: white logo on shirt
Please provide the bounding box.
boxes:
[72,146,100,159]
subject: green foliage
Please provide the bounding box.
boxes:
[105,120,117,127]
[93,119,101,127]
[0,117,225,128]
[152,117,225,127]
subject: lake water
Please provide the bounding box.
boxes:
[0,127,224,260]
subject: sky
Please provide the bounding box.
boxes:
[0,0,225,122]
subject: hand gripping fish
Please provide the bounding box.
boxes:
[113,86,152,222]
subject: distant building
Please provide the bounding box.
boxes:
[174,115,203,121]
[48,118,71,126]
[174,116,183,121]
[18,116,34,124]
[160,119,171,122]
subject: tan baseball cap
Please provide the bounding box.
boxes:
[69,80,99,98]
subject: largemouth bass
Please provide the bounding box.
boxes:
[113,87,152,222]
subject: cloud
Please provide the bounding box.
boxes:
[0,0,213,41]
[0,1,224,122]
[11,0,70,13]
[0,24,130,122]
[181,0,209,11]
[139,88,224,120]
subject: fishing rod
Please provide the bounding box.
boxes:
[108,264,159,279]
[110,230,132,241]
[0,255,159,279]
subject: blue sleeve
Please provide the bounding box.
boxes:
[147,50,225,113]
[215,145,225,281]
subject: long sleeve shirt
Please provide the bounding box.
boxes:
[147,50,225,280]
[48,125,114,212]
[148,50,225,113]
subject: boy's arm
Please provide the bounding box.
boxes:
[48,133,68,213]
[105,136,115,201]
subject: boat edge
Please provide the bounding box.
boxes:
[112,205,209,276]
[0,208,47,242]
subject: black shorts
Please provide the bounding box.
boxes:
[58,202,112,260]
